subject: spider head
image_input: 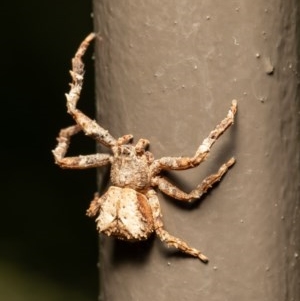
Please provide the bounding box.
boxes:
[112,144,137,158]
[112,136,150,158]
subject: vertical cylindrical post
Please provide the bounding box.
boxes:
[93,1,299,300]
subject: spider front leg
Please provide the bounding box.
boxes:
[65,33,117,148]
[146,189,208,262]
[153,157,235,201]
[150,100,237,175]
[53,124,112,169]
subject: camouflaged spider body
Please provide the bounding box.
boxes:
[53,33,237,263]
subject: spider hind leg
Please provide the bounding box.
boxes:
[146,189,209,263]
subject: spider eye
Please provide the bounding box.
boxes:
[119,145,133,156]
[122,148,130,155]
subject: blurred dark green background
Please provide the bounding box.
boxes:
[1,1,99,300]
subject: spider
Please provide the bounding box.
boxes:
[53,33,237,263]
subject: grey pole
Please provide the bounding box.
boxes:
[93,1,300,300]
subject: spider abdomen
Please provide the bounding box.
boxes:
[95,186,154,240]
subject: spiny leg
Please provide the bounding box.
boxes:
[53,124,81,161]
[151,100,237,175]
[53,125,111,169]
[65,33,117,147]
[66,32,95,112]
[153,157,235,201]
[146,189,208,263]
[86,193,101,217]
[117,134,134,146]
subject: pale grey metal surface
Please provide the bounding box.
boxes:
[93,1,300,300]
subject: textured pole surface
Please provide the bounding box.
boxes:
[93,1,299,300]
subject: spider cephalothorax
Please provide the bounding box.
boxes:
[53,33,237,263]
[110,141,153,190]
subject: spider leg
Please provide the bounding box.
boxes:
[152,157,235,202]
[53,124,112,169]
[146,189,208,262]
[65,33,117,148]
[117,134,134,145]
[135,139,150,153]
[150,100,237,175]
[86,192,101,217]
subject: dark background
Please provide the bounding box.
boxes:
[1,1,98,300]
